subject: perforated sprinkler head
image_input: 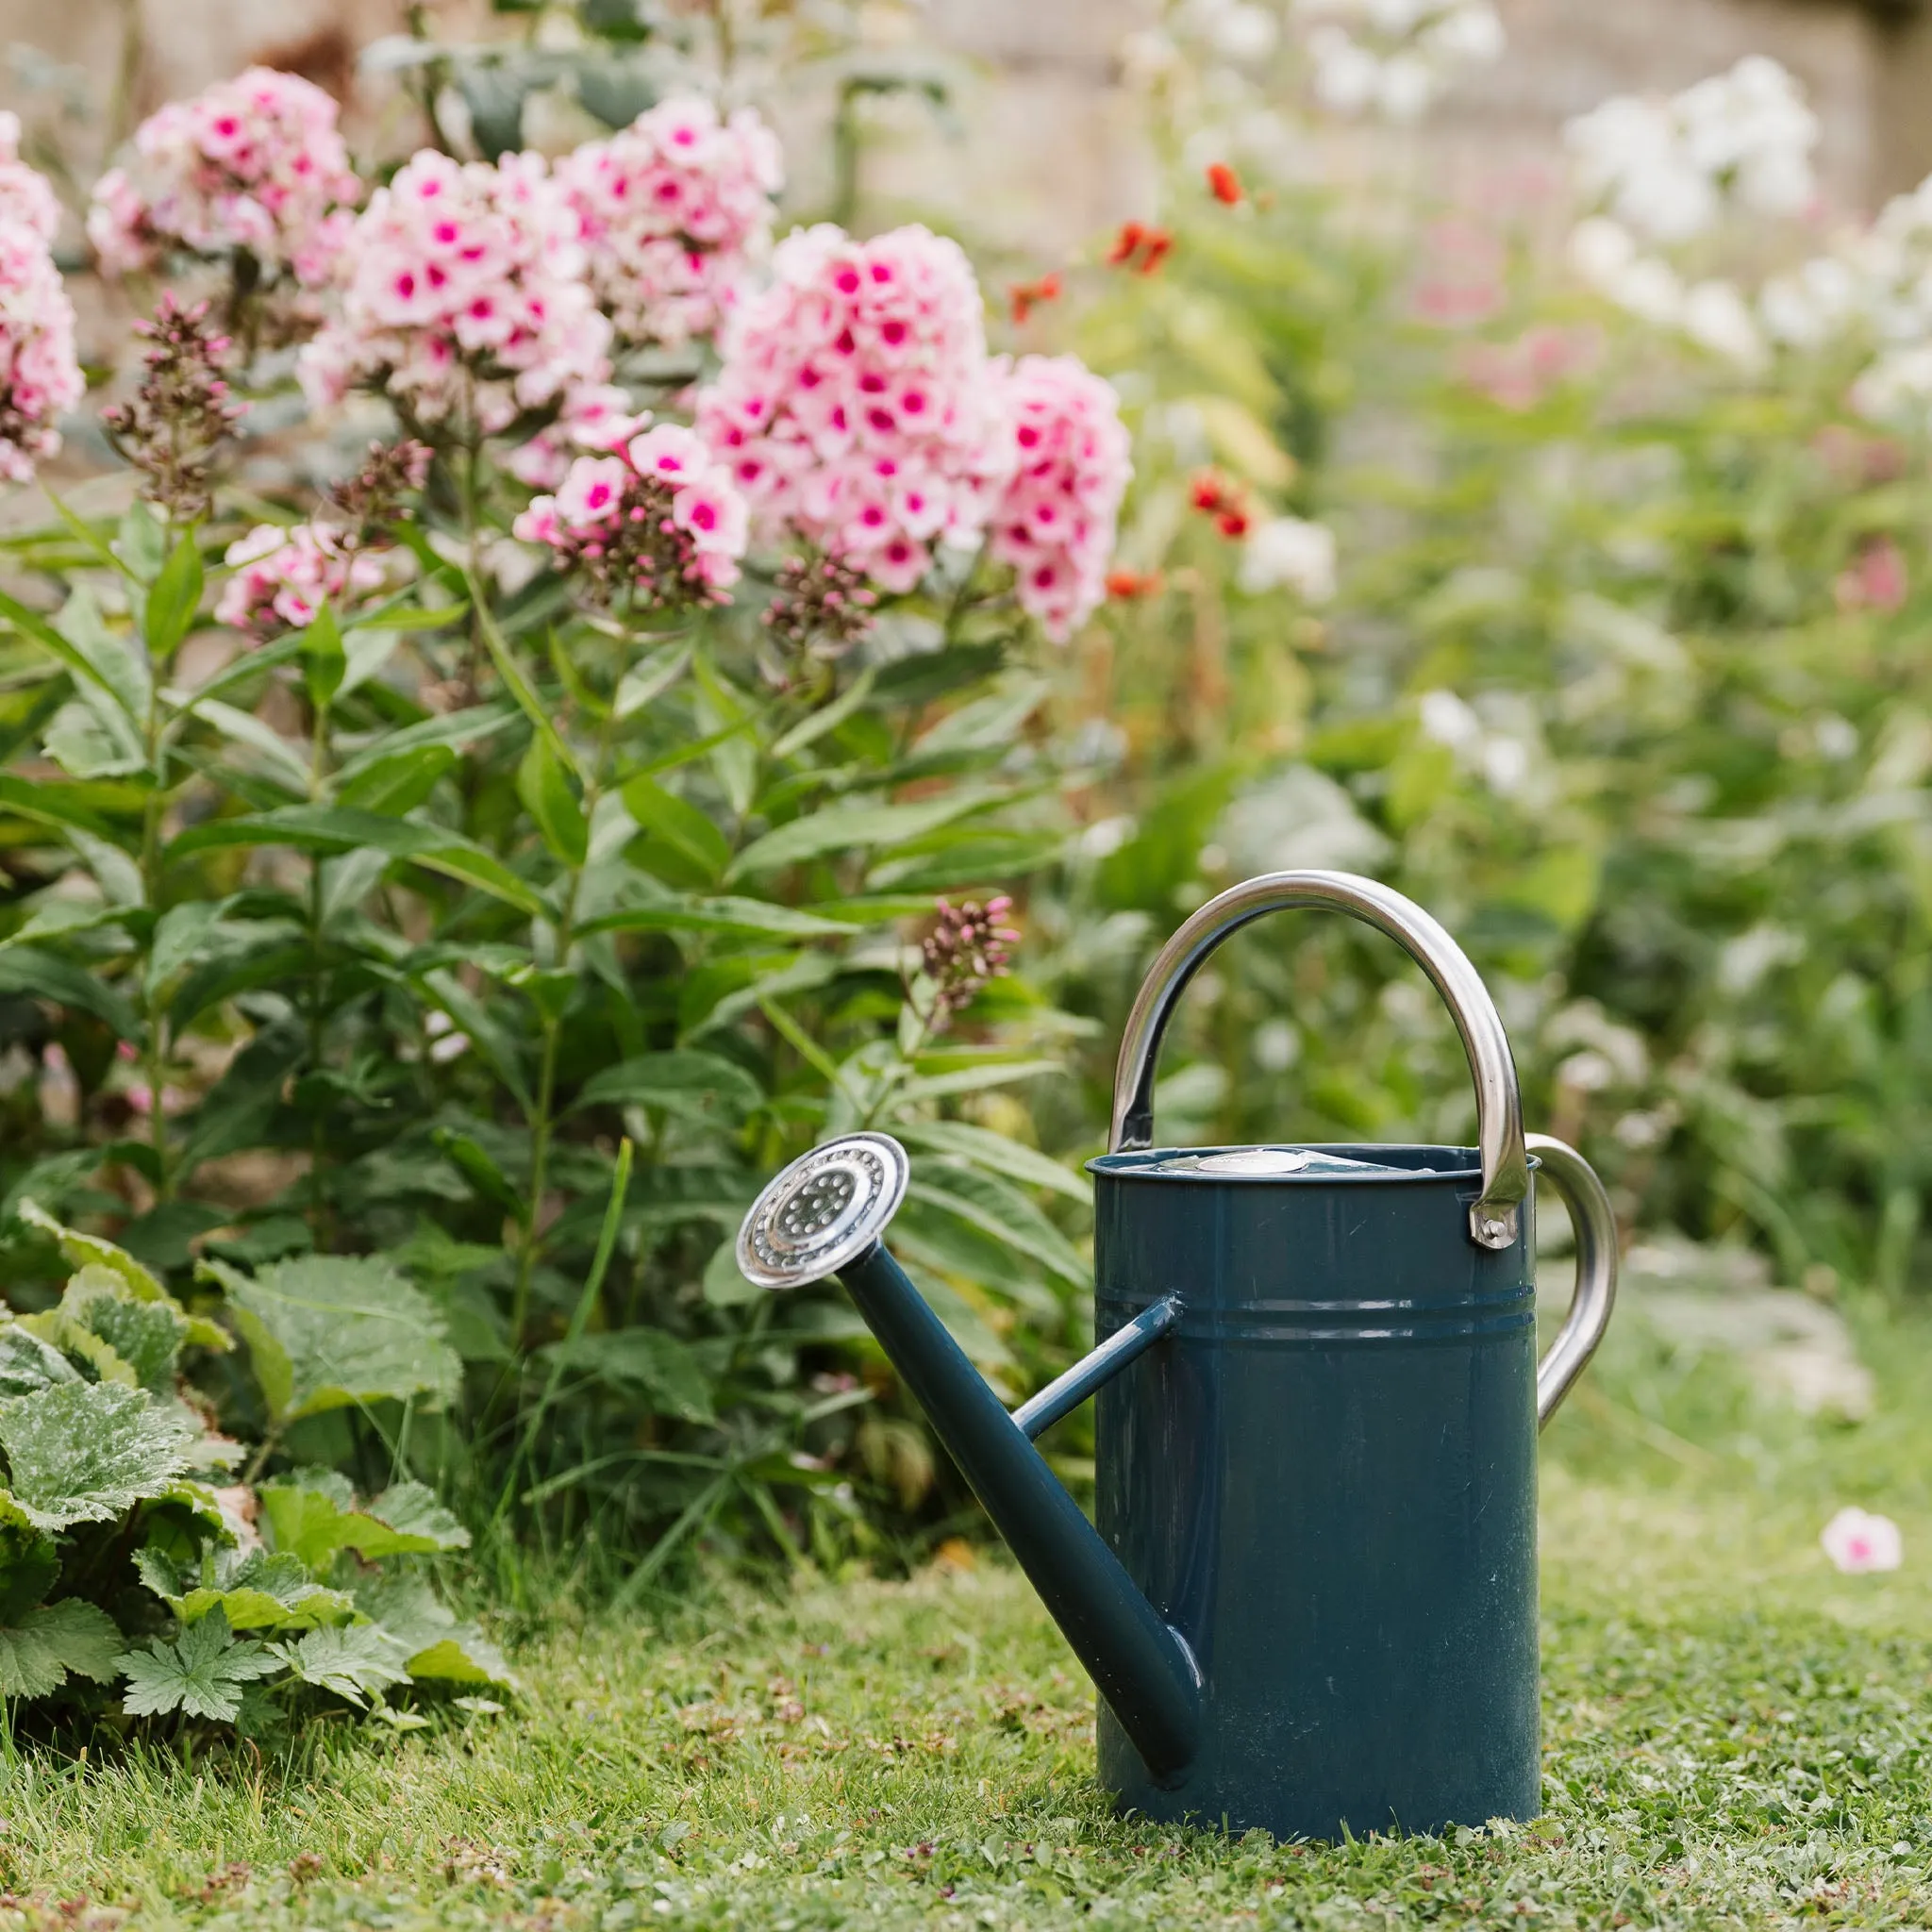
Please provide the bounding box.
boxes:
[735,1132,910,1291]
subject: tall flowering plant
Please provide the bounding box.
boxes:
[0,71,1129,1651]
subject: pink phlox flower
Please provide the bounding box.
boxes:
[506,382,649,488]
[0,215,83,484]
[0,113,62,242]
[986,354,1131,641]
[1820,1506,1902,1574]
[217,521,391,637]
[87,68,361,287]
[515,429,748,606]
[298,147,610,437]
[558,96,782,351]
[696,223,1017,594]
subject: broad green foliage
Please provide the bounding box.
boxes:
[0,1211,508,1729]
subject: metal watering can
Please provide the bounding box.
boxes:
[736,872,1618,1840]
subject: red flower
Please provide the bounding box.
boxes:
[1106,566,1163,600]
[1106,222,1173,275]
[1008,271,1062,325]
[1206,162,1243,206]
[1191,469,1253,540]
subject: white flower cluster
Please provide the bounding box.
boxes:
[1565,57,1816,245]
[1562,58,1819,372]
[1294,0,1505,122]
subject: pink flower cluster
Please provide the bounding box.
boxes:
[299,149,610,438]
[217,523,389,635]
[0,111,61,241]
[697,224,1015,592]
[558,96,782,352]
[0,118,82,485]
[514,424,748,606]
[988,355,1131,641]
[87,68,360,287]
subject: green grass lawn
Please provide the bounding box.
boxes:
[6,1297,1932,1930]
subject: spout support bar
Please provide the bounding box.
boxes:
[1012,1296,1182,1441]
[838,1243,1203,1782]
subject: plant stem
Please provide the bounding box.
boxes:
[507,673,624,1349]
[139,690,171,1201]
[307,697,331,1249]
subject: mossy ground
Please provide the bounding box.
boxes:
[5,1300,1930,1930]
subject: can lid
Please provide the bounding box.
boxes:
[1143,1146,1409,1176]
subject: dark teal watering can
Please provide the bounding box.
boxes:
[737,872,1618,1840]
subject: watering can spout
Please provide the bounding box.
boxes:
[737,1134,1204,1783]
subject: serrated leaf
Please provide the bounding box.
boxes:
[19,1200,167,1299]
[0,1320,81,1398]
[352,1573,514,1689]
[258,1474,469,1572]
[163,1549,355,1633]
[0,1598,123,1697]
[62,1274,189,1393]
[273,1623,409,1707]
[0,1379,196,1529]
[518,731,589,868]
[116,1606,281,1720]
[573,1050,762,1124]
[727,788,1007,880]
[201,1255,462,1424]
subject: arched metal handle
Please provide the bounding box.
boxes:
[1110,871,1529,1250]
[1528,1132,1619,1427]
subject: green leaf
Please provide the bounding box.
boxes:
[57,1266,191,1393]
[541,1326,714,1423]
[0,1320,82,1399]
[302,600,346,710]
[622,775,730,884]
[728,788,1008,880]
[43,697,146,779]
[257,1472,468,1572]
[0,583,132,709]
[19,1199,167,1299]
[337,742,457,817]
[431,1127,525,1219]
[468,571,579,775]
[145,537,205,659]
[0,945,142,1036]
[116,1606,281,1721]
[272,1623,409,1707]
[893,1058,1066,1106]
[190,700,312,795]
[59,583,152,719]
[352,1572,514,1689]
[0,1597,123,1697]
[896,1122,1093,1203]
[332,702,517,781]
[0,1380,196,1530]
[201,1255,462,1424]
[165,807,543,916]
[155,1548,356,1633]
[613,641,691,718]
[573,1050,762,1124]
[905,1166,1089,1287]
[0,1489,58,1622]
[517,731,589,868]
[770,667,878,760]
[114,499,165,582]
[579,892,858,941]
[0,774,117,843]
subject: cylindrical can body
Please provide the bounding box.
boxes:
[1089,1145,1540,1841]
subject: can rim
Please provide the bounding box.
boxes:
[1086,1142,1546,1185]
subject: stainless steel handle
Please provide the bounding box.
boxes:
[1528,1132,1619,1426]
[1109,870,1529,1250]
